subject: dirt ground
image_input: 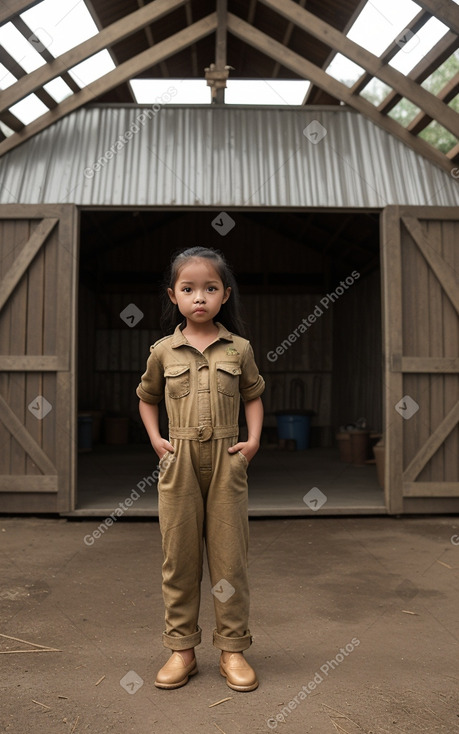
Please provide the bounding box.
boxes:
[0,514,458,734]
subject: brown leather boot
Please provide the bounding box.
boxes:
[219,652,258,691]
[154,652,198,689]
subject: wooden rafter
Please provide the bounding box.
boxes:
[226,13,455,173]
[272,0,306,79]
[408,72,459,135]
[0,0,187,114]
[136,0,170,78]
[184,2,199,77]
[414,0,459,35]
[351,10,431,97]
[378,31,458,115]
[258,0,459,138]
[0,0,41,26]
[0,13,218,157]
[84,0,137,101]
[214,0,228,103]
[303,0,368,104]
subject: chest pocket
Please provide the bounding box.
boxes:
[164,364,190,399]
[216,362,242,397]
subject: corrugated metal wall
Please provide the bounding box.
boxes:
[1,106,457,208]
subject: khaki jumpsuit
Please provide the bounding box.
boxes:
[136,321,265,653]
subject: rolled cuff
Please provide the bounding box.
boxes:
[162,625,202,650]
[136,384,163,404]
[240,376,265,403]
[213,629,253,652]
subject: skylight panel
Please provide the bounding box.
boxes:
[9,94,49,125]
[389,17,449,75]
[130,79,311,105]
[225,80,311,105]
[130,79,210,104]
[0,63,17,90]
[325,54,365,86]
[346,0,420,57]
[21,0,98,58]
[43,77,73,103]
[68,50,115,88]
[0,22,46,72]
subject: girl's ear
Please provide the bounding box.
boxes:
[222,286,231,304]
[167,287,177,304]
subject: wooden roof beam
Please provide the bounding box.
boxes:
[84,0,137,101]
[184,2,199,77]
[11,14,79,99]
[350,10,430,96]
[0,0,41,26]
[214,0,228,103]
[446,141,459,161]
[0,13,218,157]
[414,0,459,35]
[136,0,170,78]
[258,0,459,138]
[226,13,455,174]
[271,0,306,79]
[407,72,459,135]
[378,31,459,115]
[0,46,56,126]
[0,0,187,114]
[303,0,368,104]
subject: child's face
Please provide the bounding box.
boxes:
[168,258,231,326]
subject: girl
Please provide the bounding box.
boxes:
[136,246,265,692]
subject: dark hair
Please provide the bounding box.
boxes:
[160,247,246,337]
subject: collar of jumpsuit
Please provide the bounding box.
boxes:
[170,321,234,349]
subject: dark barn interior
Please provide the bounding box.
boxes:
[77,208,384,513]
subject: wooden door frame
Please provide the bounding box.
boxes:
[0,204,78,512]
[381,205,459,514]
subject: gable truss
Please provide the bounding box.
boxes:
[0,0,457,172]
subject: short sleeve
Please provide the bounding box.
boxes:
[136,346,165,404]
[239,342,265,402]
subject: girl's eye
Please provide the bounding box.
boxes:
[182,287,192,293]
[207,286,217,292]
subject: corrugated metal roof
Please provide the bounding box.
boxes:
[0,105,458,208]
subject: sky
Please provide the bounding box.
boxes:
[0,0,457,129]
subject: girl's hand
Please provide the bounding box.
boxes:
[228,440,259,464]
[152,438,175,461]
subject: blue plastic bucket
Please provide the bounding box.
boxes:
[276,413,311,450]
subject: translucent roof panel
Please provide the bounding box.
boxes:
[10,93,49,124]
[226,80,311,105]
[325,54,365,86]
[43,77,74,103]
[68,50,115,88]
[130,78,312,105]
[0,22,46,72]
[346,0,420,57]
[131,79,210,104]
[0,63,17,90]
[389,17,450,74]
[20,0,99,58]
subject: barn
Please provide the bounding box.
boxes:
[0,0,458,517]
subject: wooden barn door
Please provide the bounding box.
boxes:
[382,206,459,513]
[0,205,78,513]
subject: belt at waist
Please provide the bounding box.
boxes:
[169,424,239,442]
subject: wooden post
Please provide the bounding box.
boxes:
[214,0,227,104]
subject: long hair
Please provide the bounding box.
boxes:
[160,247,247,337]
